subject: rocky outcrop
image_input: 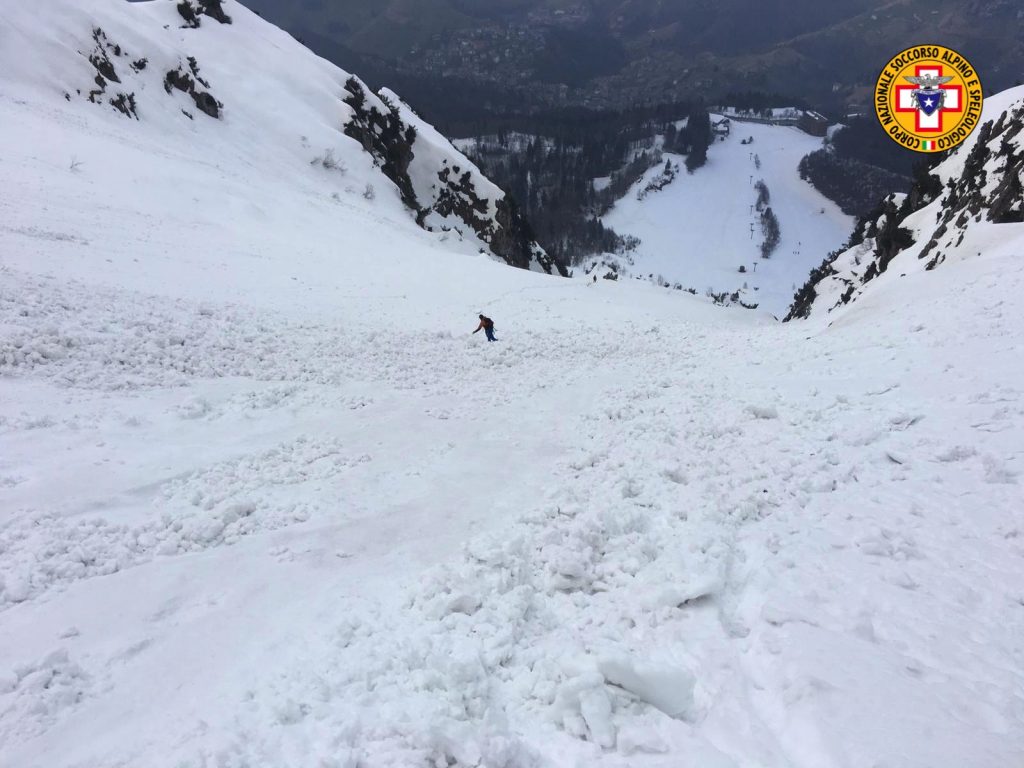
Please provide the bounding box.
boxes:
[343,79,566,275]
[177,0,232,28]
[341,79,419,211]
[82,27,138,119]
[78,24,220,120]
[786,87,1024,321]
[163,57,223,119]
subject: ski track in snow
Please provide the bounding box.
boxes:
[1,256,1022,767]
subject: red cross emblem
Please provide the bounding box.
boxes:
[895,65,963,133]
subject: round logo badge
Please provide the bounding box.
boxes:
[874,45,983,153]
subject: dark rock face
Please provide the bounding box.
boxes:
[89,51,118,84]
[197,0,232,24]
[83,27,139,121]
[342,78,565,275]
[164,68,193,94]
[177,0,232,28]
[110,92,139,119]
[163,60,223,119]
[86,27,119,101]
[430,164,563,273]
[786,99,1024,321]
[192,91,221,119]
[342,79,419,211]
[177,2,201,28]
[187,57,211,88]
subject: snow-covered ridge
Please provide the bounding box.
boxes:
[1,0,557,274]
[788,85,1024,321]
[366,87,563,274]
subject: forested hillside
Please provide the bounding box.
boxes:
[460,105,714,264]
[799,118,920,218]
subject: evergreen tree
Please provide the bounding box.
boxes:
[682,105,711,172]
[760,207,780,258]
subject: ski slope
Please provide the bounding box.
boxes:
[2,2,1024,766]
[603,119,853,315]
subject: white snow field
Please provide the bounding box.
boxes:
[603,119,853,316]
[2,2,1024,767]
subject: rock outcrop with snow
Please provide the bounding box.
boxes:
[788,85,1024,321]
[8,0,558,275]
[345,84,564,274]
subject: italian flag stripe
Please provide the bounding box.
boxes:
[921,139,935,150]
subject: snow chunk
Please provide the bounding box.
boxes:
[746,404,779,420]
[599,655,698,721]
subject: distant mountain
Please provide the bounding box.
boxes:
[787,84,1024,320]
[244,0,1024,117]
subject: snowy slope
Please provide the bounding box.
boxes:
[0,0,556,278]
[4,233,1023,767]
[2,4,1024,768]
[602,119,853,315]
[789,85,1024,321]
